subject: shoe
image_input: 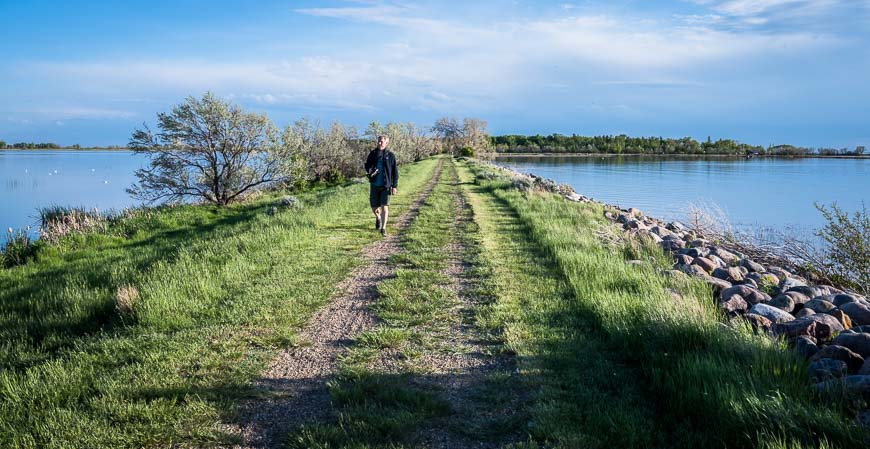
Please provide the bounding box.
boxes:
[375,217,381,230]
[380,227,387,236]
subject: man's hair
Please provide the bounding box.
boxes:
[378,135,390,142]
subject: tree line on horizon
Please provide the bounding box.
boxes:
[0,141,127,150]
[490,133,867,156]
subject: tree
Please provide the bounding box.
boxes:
[0,140,6,149]
[127,93,290,206]
[462,118,492,153]
[431,117,462,154]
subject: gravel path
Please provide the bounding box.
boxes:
[224,159,445,449]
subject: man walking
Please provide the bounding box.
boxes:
[365,135,398,236]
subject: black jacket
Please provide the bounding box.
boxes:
[364,149,398,189]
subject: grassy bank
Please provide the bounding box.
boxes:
[0,158,439,448]
[457,159,868,448]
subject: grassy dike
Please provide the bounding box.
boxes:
[0,158,440,448]
[456,159,868,449]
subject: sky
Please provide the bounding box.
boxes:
[1,0,868,147]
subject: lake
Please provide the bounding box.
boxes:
[494,155,870,240]
[1,150,147,243]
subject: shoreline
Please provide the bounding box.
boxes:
[486,152,870,159]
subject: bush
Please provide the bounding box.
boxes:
[459,146,475,157]
[38,206,108,244]
[2,227,36,268]
[815,202,870,293]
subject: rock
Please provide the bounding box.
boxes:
[720,294,749,314]
[708,255,727,268]
[783,291,811,307]
[767,266,792,279]
[687,247,710,258]
[661,239,686,251]
[809,358,848,381]
[713,248,739,265]
[829,309,853,330]
[628,207,642,217]
[860,359,870,375]
[675,254,694,265]
[689,239,708,248]
[720,285,770,305]
[739,258,766,273]
[662,269,687,279]
[851,325,870,334]
[795,335,819,359]
[651,226,674,238]
[841,302,870,326]
[703,276,732,294]
[795,308,816,318]
[667,221,687,232]
[814,345,865,373]
[774,318,830,340]
[832,333,870,358]
[616,213,629,224]
[780,277,808,291]
[806,314,846,338]
[833,293,860,307]
[749,272,780,289]
[816,375,870,400]
[742,278,759,289]
[266,206,278,216]
[279,196,301,208]
[788,285,827,299]
[712,267,744,283]
[744,313,773,333]
[691,257,717,273]
[804,299,836,314]
[768,295,796,313]
[749,303,794,323]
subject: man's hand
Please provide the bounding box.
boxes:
[391,187,397,195]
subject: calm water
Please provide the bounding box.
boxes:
[495,155,870,238]
[1,150,147,243]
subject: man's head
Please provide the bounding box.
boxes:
[377,135,389,150]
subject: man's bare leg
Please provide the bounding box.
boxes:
[372,207,381,229]
[380,206,389,231]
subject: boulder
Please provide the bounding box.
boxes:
[691,257,717,273]
[703,276,732,294]
[720,294,749,314]
[795,308,816,318]
[813,345,865,373]
[667,221,687,231]
[674,254,694,265]
[815,375,870,400]
[742,278,760,289]
[795,335,819,359]
[788,285,827,299]
[851,325,870,334]
[860,359,870,375]
[768,295,796,313]
[687,247,710,258]
[744,313,773,333]
[749,272,780,289]
[833,293,860,307]
[829,309,853,330]
[708,255,727,268]
[783,291,811,307]
[831,333,870,358]
[661,239,686,251]
[804,299,836,314]
[720,285,770,305]
[739,258,766,273]
[809,358,848,381]
[773,318,830,340]
[651,226,674,238]
[748,303,794,324]
[806,314,846,338]
[780,277,808,291]
[712,267,744,283]
[841,302,870,326]
[713,248,739,265]
[767,266,792,279]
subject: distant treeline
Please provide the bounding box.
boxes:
[0,141,127,150]
[490,134,867,157]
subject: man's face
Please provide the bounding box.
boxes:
[377,137,389,150]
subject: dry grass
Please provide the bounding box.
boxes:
[115,285,139,315]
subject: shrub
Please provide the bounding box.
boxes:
[459,146,475,157]
[815,202,870,293]
[2,227,36,268]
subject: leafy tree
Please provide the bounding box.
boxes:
[127,93,291,206]
[0,140,6,149]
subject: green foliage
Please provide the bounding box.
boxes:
[815,202,870,294]
[2,228,36,268]
[460,146,475,157]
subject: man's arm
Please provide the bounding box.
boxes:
[364,151,375,172]
[390,154,399,189]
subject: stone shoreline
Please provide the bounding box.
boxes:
[486,161,870,416]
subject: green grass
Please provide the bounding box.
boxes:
[456,160,869,449]
[0,157,440,448]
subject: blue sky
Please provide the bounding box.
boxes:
[1,0,868,147]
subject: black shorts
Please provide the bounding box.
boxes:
[370,185,391,208]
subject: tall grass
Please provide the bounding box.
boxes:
[0,158,440,448]
[457,160,868,448]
